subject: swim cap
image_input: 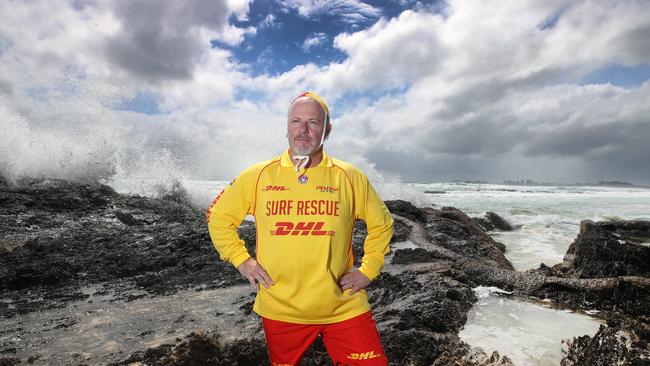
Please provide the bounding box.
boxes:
[290,91,330,124]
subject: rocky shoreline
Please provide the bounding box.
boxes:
[1,177,648,365]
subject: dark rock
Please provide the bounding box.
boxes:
[472,217,495,231]
[597,220,650,244]
[391,218,411,243]
[352,220,367,266]
[493,241,506,253]
[381,330,447,365]
[472,212,512,232]
[391,248,441,264]
[352,219,412,266]
[534,263,555,276]
[456,349,514,365]
[561,314,650,365]
[369,271,476,334]
[423,207,513,270]
[555,220,650,278]
[114,211,139,226]
[112,331,269,366]
[237,221,257,255]
[0,357,20,366]
[485,212,512,231]
[385,199,427,223]
[369,270,478,363]
[0,178,245,305]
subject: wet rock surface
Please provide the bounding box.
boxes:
[0,178,248,319]
[0,178,647,365]
[422,206,514,270]
[472,212,512,232]
[561,313,650,366]
[552,220,650,278]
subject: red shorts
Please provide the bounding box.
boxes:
[262,311,388,366]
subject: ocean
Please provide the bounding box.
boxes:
[409,182,650,270]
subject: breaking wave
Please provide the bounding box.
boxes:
[0,95,424,208]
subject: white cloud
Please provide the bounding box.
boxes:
[284,0,650,182]
[2,0,650,193]
[301,32,328,52]
[212,24,257,46]
[260,13,280,29]
[228,0,252,21]
[279,0,381,22]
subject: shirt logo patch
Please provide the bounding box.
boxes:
[298,175,308,184]
[262,185,290,191]
[316,185,339,193]
[270,221,335,236]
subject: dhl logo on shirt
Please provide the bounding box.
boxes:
[262,185,290,191]
[270,221,335,236]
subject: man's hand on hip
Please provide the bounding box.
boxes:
[238,258,274,291]
[339,269,370,295]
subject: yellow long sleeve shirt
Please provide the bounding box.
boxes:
[206,150,393,324]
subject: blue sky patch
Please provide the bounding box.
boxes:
[116,92,160,115]
[218,0,443,76]
[581,64,650,88]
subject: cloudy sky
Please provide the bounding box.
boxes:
[1,0,650,187]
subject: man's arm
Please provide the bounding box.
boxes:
[206,168,273,290]
[340,171,394,294]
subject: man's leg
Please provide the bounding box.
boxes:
[262,317,321,366]
[320,311,388,366]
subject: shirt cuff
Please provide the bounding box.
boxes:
[358,265,379,281]
[231,252,252,268]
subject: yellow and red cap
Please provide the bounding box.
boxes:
[291,91,330,124]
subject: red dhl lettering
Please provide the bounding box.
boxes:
[262,185,289,191]
[205,189,225,222]
[270,221,335,236]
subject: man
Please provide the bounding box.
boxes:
[206,92,393,365]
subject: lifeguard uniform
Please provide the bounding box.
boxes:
[206,149,393,364]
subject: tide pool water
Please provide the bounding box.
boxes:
[459,287,603,366]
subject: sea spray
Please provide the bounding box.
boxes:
[0,95,123,183]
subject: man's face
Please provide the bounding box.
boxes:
[287,98,327,156]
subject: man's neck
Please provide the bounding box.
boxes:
[290,148,323,168]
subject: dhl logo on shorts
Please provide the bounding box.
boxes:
[270,221,335,236]
[262,185,289,191]
[347,351,382,360]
